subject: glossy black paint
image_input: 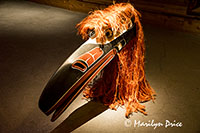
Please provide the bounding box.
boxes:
[38,23,136,120]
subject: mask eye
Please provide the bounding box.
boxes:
[88,29,95,38]
[105,28,113,39]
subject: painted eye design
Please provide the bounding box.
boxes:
[88,29,95,38]
[105,28,113,39]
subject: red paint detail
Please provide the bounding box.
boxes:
[72,47,103,72]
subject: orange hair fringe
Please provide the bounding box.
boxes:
[76,3,156,117]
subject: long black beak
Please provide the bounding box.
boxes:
[38,23,136,122]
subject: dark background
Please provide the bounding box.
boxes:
[0,0,200,132]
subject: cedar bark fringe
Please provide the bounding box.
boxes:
[76,3,156,117]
